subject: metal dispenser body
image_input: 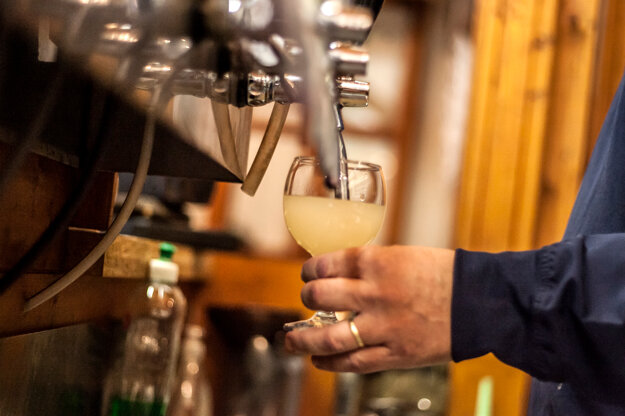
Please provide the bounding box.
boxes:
[0,0,383,189]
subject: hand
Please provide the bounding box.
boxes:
[284,245,454,373]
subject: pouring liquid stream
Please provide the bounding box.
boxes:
[336,111,350,200]
[319,110,349,325]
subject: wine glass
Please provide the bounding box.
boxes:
[283,156,386,330]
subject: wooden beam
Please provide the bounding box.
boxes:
[102,234,200,280]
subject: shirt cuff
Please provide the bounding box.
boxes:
[451,247,543,370]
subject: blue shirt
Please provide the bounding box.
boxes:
[452,70,625,414]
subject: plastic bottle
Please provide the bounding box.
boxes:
[166,324,213,416]
[103,242,187,416]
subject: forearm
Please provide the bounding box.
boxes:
[452,234,625,405]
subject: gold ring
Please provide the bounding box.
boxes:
[348,317,365,348]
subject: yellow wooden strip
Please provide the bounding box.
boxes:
[586,0,625,158]
[536,0,602,247]
[478,0,535,249]
[509,0,559,251]
[455,0,500,248]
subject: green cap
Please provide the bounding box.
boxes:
[159,242,176,261]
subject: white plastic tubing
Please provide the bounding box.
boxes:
[23,87,164,313]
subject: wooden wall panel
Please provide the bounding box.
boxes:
[450,0,551,413]
[451,0,602,414]
[0,141,116,274]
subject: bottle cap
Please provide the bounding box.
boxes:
[149,242,179,284]
[159,242,176,260]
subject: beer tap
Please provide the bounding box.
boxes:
[2,0,379,187]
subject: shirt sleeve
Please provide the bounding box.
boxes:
[452,233,625,405]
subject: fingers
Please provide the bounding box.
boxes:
[285,319,367,356]
[287,246,455,374]
[285,322,406,373]
[301,278,369,312]
[285,314,385,354]
[301,247,364,282]
[311,346,400,373]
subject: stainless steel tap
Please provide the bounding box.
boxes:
[1,0,382,187]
